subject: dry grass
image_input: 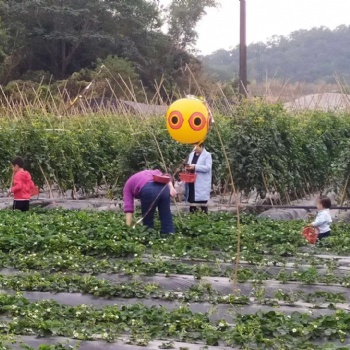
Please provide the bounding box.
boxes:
[250,79,339,103]
[1,67,350,120]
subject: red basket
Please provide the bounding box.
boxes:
[302,226,319,244]
[153,174,171,184]
[179,173,197,183]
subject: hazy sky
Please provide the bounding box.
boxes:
[160,0,350,55]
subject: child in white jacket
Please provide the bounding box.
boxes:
[310,196,332,240]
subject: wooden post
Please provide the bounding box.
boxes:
[239,0,248,98]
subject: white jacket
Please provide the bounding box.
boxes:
[312,209,332,233]
[186,149,212,201]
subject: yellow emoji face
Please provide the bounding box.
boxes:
[166,97,210,144]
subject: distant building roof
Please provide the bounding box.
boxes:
[284,93,350,111]
[82,97,167,116]
[122,101,167,116]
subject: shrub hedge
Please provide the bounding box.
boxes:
[0,102,349,200]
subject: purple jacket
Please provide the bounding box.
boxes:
[123,169,162,213]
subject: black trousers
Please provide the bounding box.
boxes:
[189,201,208,214]
[13,200,30,212]
[188,183,208,214]
[318,230,331,240]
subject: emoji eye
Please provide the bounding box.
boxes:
[189,112,206,131]
[168,111,184,130]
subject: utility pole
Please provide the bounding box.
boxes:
[239,0,248,98]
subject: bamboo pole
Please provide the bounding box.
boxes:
[38,163,54,199]
[339,172,350,209]
[102,66,184,225]
[262,172,273,206]
[182,64,243,293]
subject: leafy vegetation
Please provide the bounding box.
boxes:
[228,102,350,199]
[0,0,217,100]
[1,3,350,350]
[0,292,348,349]
[0,272,252,305]
[0,103,350,200]
[0,210,306,260]
[0,210,348,348]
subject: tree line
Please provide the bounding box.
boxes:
[202,26,350,84]
[0,0,217,102]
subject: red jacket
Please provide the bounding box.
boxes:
[11,170,35,200]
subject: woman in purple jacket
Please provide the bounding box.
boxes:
[123,169,177,234]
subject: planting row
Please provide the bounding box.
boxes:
[0,105,350,201]
[0,293,349,349]
[1,253,350,285]
[0,209,349,349]
[1,210,348,259]
[0,250,342,276]
[0,271,349,306]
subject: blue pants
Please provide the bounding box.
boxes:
[139,182,175,234]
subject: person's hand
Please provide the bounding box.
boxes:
[168,182,177,198]
[125,213,133,226]
[186,165,195,170]
[170,187,177,197]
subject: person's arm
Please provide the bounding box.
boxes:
[123,180,135,226]
[161,173,177,197]
[310,212,326,227]
[168,181,177,197]
[193,153,212,173]
[30,177,35,191]
[185,153,193,166]
[125,212,133,226]
[10,173,22,193]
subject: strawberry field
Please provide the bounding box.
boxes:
[0,209,349,349]
[1,101,350,349]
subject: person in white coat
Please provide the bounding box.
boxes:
[185,143,212,213]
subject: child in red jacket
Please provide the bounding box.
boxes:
[10,157,36,212]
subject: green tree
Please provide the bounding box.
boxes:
[0,18,7,61]
[0,0,162,79]
[167,0,218,49]
[0,0,213,99]
[2,0,117,78]
[94,55,141,98]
